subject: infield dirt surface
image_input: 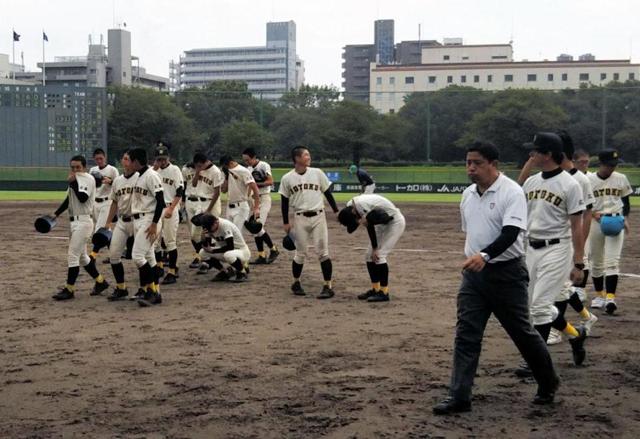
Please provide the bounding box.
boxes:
[1,201,639,438]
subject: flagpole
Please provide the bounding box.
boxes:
[42,30,46,86]
[12,29,15,81]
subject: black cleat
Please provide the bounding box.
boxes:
[196,262,210,275]
[267,249,280,264]
[605,299,617,315]
[367,291,390,302]
[291,280,305,296]
[211,270,232,282]
[107,288,129,301]
[137,290,162,307]
[569,326,587,366]
[433,397,471,415]
[318,285,335,300]
[189,257,201,269]
[515,362,533,378]
[130,288,146,301]
[161,273,178,285]
[232,271,248,283]
[357,289,377,300]
[52,287,75,301]
[90,280,110,296]
[533,376,560,405]
[250,256,269,265]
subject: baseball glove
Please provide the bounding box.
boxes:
[282,233,296,251]
[251,169,267,183]
[92,227,112,250]
[91,171,103,188]
[366,208,394,225]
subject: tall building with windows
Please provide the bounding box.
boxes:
[178,21,303,102]
[374,19,395,64]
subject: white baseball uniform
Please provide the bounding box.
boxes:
[89,164,119,232]
[226,164,255,232]
[66,172,96,268]
[348,194,405,264]
[199,217,251,265]
[184,164,224,242]
[154,163,184,252]
[247,160,272,236]
[588,170,632,278]
[523,169,584,325]
[279,167,332,264]
[108,172,138,264]
[131,167,164,269]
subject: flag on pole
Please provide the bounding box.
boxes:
[13,31,20,41]
[43,31,48,42]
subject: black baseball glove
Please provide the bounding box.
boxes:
[366,208,394,225]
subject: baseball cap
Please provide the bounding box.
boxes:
[349,164,357,174]
[598,149,620,166]
[338,207,359,233]
[523,132,563,154]
[154,145,169,159]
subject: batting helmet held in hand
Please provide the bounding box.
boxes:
[282,232,296,251]
[600,215,624,236]
[92,227,112,250]
[244,215,263,234]
[34,215,57,233]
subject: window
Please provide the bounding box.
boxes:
[548,73,554,81]
[579,73,589,81]
[443,55,450,61]
[613,73,620,81]
[600,73,607,81]
[428,76,436,84]
[474,75,480,83]
[527,74,537,82]
[629,73,635,80]
[389,109,395,114]
[447,75,453,83]
[462,56,469,61]
[492,55,508,60]
[123,72,126,78]
[487,74,493,83]
[504,74,513,82]
[389,77,395,85]
[562,73,568,81]
[461,75,466,83]
[376,77,382,85]
[405,76,414,84]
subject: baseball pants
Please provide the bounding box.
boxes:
[251,193,272,237]
[227,201,251,233]
[132,214,161,269]
[68,215,94,267]
[200,246,251,266]
[109,219,134,264]
[293,212,329,265]
[365,215,405,264]
[155,207,179,252]
[589,221,624,278]
[93,199,113,232]
[526,239,573,326]
[186,198,221,242]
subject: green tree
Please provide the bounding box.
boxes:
[270,108,330,159]
[218,120,275,159]
[279,84,340,109]
[322,100,378,162]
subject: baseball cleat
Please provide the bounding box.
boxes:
[547,328,563,345]
[583,312,598,335]
[107,288,129,301]
[161,273,178,285]
[267,249,280,264]
[367,291,390,302]
[130,288,146,301]
[318,285,335,299]
[514,362,533,378]
[250,256,269,265]
[569,326,587,366]
[433,397,471,415]
[605,298,617,315]
[52,287,75,301]
[533,376,560,405]
[357,289,377,300]
[211,270,232,282]
[291,280,305,296]
[232,271,248,283]
[591,296,605,309]
[189,257,201,269]
[90,280,110,296]
[196,262,210,275]
[137,290,162,307]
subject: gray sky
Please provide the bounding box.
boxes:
[2,0,639,87]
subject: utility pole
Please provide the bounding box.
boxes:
[426,94,432,162]
[601,87,607,150]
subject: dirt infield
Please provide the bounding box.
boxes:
[1,201,639,438]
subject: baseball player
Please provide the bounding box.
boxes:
[242,148,280,264]
[103,151,139,301]
[519,132,587,374]
[349,164,376,194]
[51,155,110,300]
[183,153,224,269]
[588,149,632,314]
[198,214,251,282]
[152,144,184,285]
[128,147,166,307]
[338,194,405,302]
[219,155,261,230]
[279,146,340,299]
[573,149,591,174]
[89,148,119,261]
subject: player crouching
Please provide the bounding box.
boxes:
[338,194,405,302]
[197,214,251,283]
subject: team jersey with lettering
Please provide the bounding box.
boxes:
[587,171,633,215]
[523,170,584,240]
[109,172,139,216]
[247,160,272,195]
[193,164,224,199]
[569,168,595,209]
[156,163,184,204]
[182,165,197,197]
[68,172,96,217]
[205,218,247,249]
[227,165,255,203]
[131,167,163,214]
[89,164,119,200]
[278,167,331,212]
[348,194,400,218]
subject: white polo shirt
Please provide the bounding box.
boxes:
[460,173,527,262]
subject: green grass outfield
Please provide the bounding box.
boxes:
[3,191,639,206]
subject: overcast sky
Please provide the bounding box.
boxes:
[2,0,639,87]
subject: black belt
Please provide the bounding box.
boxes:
[229,201,246,209]
[187,196,209,202]
[296,209,323,217]
[120,216,132,222]
[486,257,523,268]
[133,213,147,220]
[604,213,622,217]
[529,238,560,249]
[95,197,108,203]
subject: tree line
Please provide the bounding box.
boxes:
[107,80,640,165]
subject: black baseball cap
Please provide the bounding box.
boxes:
[523,132,563,154]
[154,145,169,159]
[598,149,620,166]
[338,207,359,234]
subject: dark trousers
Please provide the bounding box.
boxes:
[449,258,557,401]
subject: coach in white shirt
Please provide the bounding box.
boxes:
[434,141,559,415]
